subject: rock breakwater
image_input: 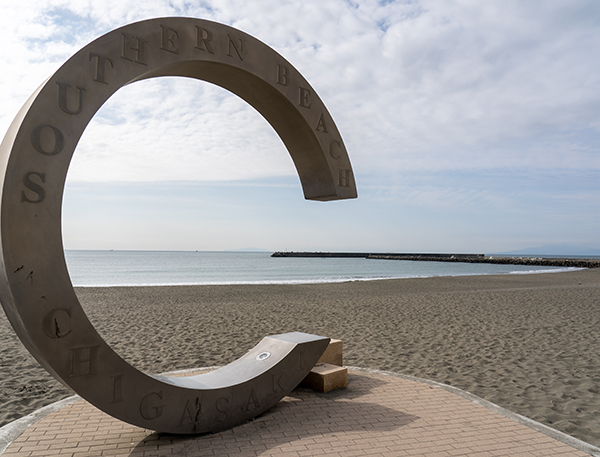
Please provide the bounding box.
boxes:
[367,254,600,268]
[271,252,600,268]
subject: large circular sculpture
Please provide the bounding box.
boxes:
[0,18,356,433]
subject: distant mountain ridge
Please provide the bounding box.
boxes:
[495,245,600,256]
[224,248,272,252]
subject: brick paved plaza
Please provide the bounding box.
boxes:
[1,369,597,457]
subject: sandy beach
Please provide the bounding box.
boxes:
[1,268,599,446]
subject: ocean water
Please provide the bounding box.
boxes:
[64,251,579,287]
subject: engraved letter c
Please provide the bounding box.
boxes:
[329,140,342,159]
[42,308,72,339]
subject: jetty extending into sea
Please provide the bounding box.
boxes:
[271,252,600,268]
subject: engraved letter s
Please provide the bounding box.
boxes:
[21,172,46,203]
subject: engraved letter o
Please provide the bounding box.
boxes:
[31,124,65,155]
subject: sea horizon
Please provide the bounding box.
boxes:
[63,250,587,288]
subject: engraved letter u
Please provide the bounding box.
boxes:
[57,82,85,115]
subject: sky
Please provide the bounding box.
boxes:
[1,0,600,253]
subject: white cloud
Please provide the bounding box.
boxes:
[1,1,600,254]
[2,0,600,184]
[70,78,295,182]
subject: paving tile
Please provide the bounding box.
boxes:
[0,369,594,457]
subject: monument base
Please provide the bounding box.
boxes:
[317,338,343,365]
[301,363,348,392]
[301,338,347,393]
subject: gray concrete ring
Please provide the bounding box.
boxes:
[0,17,355,433]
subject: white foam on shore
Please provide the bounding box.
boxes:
[72,267,585,287]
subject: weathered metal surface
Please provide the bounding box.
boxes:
[0,17,355,433]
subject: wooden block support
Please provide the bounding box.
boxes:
[300,362,348,393]
[317,338,343,366]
